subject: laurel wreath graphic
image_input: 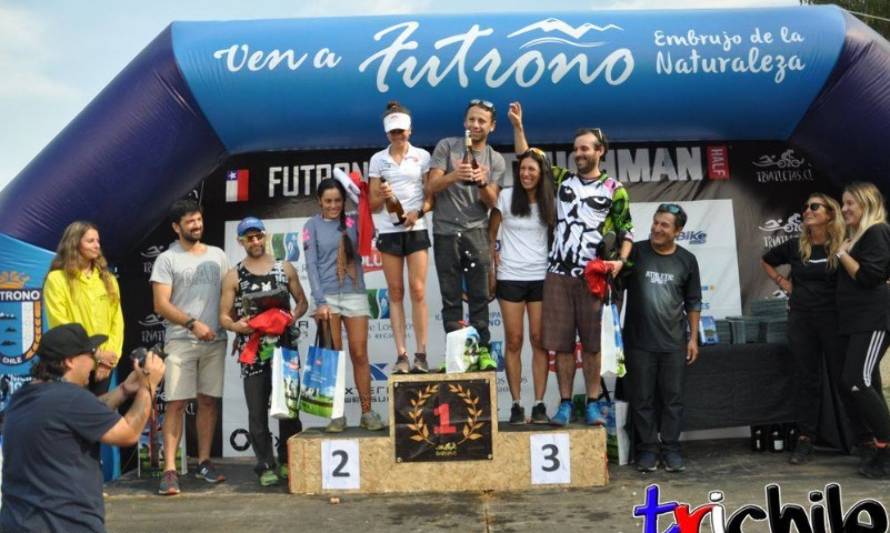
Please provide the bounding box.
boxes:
[405,383,484,445]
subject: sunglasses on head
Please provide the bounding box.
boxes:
[468,99,496,113]
[804,202,828,212]
[658,203,682,214]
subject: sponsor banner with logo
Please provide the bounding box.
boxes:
[0,234,54,412]
[630,200,742,319]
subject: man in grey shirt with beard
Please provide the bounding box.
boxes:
[427,99,506,370]
[623,203,702,474]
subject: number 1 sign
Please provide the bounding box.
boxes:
[392,378,494,463]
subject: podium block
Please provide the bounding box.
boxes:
[288,372,608,494]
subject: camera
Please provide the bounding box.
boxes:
[130,344,167,367]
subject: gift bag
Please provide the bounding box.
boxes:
[445,325,480,373]
[595,378,631,465]
[600,288,626,378]
[271,346,301,420]
[298,320,346,419]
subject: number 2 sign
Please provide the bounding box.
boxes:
[321,439,360,490]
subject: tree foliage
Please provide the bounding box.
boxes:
[801,1,890,39]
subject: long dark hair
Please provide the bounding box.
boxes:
[316,178,356,264]
[512,148,556,229]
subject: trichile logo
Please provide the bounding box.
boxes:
[267,232,300,262]
[633,483,887,533]
[138,313,165,345]
[759,213,801,249]
[752,149,815,183]
[0,271,42,366]
[141,244,166,275]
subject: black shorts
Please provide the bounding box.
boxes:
[376,229,431,257]
[496,279,544,303]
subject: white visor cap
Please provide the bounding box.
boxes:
[383,112,411,133]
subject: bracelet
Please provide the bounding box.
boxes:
[476,181,487,189]
[184,318,196,330]
[836,250,847,259]
[416,209,424,218]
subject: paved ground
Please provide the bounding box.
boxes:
[106,436,890,533]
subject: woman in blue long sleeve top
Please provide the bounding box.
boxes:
[303,178,384,433]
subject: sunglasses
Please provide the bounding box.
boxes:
[803,202,828,212]
[241,233,265,243]
[387,129,406,135]
[468,99,496,113]
[521,147,550,162]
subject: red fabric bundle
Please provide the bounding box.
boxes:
[239,308,293,364]
[583,259,612,300]
[348,170,375,257]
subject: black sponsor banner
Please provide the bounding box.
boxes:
[393,378,493,463]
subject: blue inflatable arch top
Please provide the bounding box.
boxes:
[1,6,888,258]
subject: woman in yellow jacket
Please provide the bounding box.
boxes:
[43,221,124,393]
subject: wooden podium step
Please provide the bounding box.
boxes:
[287,372,608,494]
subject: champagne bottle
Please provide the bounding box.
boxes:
[379,176,405,225]
[461,129,479,186]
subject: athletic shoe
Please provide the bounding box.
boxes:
[860,446,890,479]
[158,470,181,496]
[412,352,429,373]
[530,403,550,424]
[585,402,606,426]
[195,460,226,483]
[789,436,814,465]
[509,403,526,425]
[259,469,279,487]
[277,463,289,480]
[662,451,686,473]
[360,411,385,431]
[325,416,347,433]
[477,347,497,371]
[393,354,411,374]
[551,401,574,427]
[636,452,658,473]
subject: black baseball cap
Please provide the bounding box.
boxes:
[37,324,107,362]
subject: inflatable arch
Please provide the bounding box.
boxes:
[1,6,889,259]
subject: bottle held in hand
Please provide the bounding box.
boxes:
[461,129,478,186]
[379,177,405,225]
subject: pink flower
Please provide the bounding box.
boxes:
[302,228,310,242]
[345,216,355,229]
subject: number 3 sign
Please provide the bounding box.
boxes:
[529,433,571,485]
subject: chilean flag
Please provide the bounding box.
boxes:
[225,169,249,202]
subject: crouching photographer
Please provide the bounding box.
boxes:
[1,324,165,532]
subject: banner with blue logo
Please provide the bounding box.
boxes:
[172,8,844,153]
[0,233,54,411]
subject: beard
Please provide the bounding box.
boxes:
[181,229,202,243]
[575,156,596,175]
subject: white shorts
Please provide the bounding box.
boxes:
[321,292,370,317]
[163,339,226,401]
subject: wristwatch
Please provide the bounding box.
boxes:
[184,318,197,330]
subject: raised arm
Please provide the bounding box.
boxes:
[508,102,530,154]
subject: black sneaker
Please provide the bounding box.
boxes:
[856,441,878,471]
[530,403,550,424]
[789,436,814,465]
[636,452,658,473]
[509,403,526,425]
[195,460,226,483]
[393,354,410,374]
[662,451,686,473]
[860,446,890,479]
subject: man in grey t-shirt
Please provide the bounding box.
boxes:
[428,99,506,368]
[150,199,229,495]
[623,203,702,474]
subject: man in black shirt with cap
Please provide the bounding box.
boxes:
[1,324,165,532]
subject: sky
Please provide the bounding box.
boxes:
[0,0,797,193]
